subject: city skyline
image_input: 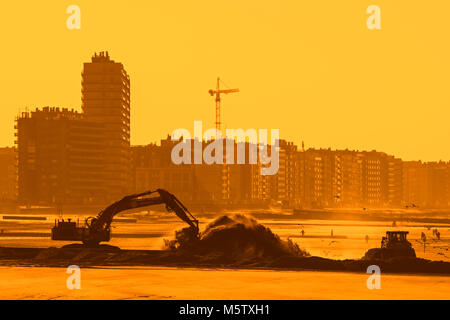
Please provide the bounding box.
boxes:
[5,53,450,165]
[11,49,450,209]
[1,2,450,162]
[1,1,450,303]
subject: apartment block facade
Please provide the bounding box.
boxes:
[0,147,16,201]
[131,137,232,206]
[402,161,450,208]
[129,138,415,209]
[82,51,131,201]
[16,52,131,205]
[16,107,106,205]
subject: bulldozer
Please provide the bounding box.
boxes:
[51,189,199,246]
[363,231,416,260]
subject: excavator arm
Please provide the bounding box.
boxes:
[52,189,199,246]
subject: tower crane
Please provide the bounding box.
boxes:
[208,77,239,133]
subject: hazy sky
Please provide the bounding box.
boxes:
[1,1,449,161]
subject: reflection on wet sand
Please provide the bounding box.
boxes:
[0,266,449,300]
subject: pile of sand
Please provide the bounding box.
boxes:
[166,214,309,262]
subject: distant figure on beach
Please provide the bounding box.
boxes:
[421,232,426,243]
[365,235,369,243]
[421,232,427,253]
[433,229,440,240]
[298,224,305,237]
[392,221,397,227]
[330,229,334,238]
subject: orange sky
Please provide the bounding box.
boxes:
[1,1,449,161]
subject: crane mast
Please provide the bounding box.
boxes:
[208,77,239,134]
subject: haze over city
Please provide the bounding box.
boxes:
[0,1,449,304]
[1,1,450,161]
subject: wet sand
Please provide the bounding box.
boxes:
[1,246,449,275]
[0,266,448,300]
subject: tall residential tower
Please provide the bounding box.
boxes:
[82,52,131,200]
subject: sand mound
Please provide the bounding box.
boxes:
[35,247,61,260]
[166,214,309,262]
[62,243,120,251]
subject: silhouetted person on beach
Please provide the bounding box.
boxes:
[330,229,333,238]
[365,235,369,243]
[419,232,427,252]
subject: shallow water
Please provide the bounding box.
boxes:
[1,211,448,261]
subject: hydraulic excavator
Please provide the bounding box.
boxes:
[51,189,199,246]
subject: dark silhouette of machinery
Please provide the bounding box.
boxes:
[364,231,416,260]
[51,189,199,246]
[381,231,411,249]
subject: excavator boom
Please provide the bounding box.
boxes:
[51,189,199,246]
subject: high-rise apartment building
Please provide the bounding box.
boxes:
[16,107,106,205]
[402,161,450,208]
[270,140,298,206]
[82,51,131,201]
[361,151,385,206]
[335,150,363,207]
[0,147,16,201]
[17,52,131,205]
[301,149,335,208]
[386,155,403,206]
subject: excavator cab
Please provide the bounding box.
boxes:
[52,219,79,240]
[52,218,111,245]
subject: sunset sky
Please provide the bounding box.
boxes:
[1,1,449,161]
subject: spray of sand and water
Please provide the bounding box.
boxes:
[165,214,309,262]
